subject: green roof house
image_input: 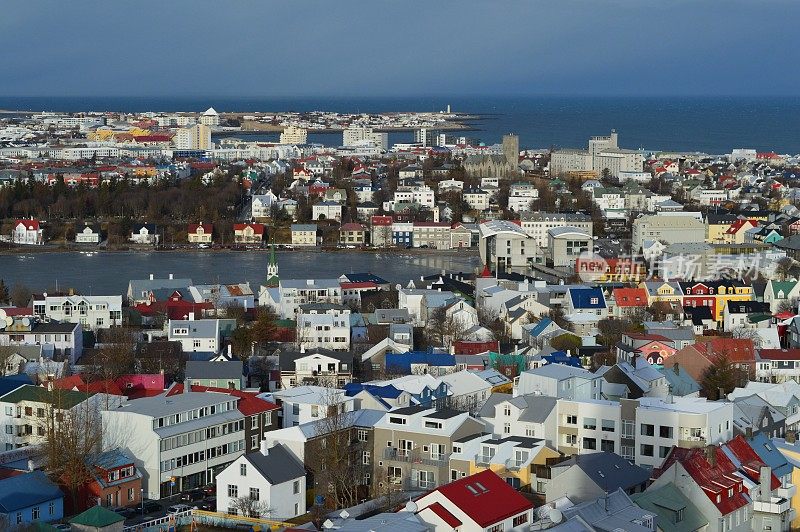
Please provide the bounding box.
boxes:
[69,505,125,532]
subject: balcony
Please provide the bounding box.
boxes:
[777,484,797,500]
[383,447,449,467]
[753,497,791,515]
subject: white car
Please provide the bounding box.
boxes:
[167,504,193,514]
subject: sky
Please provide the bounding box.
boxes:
[1,0,799,98]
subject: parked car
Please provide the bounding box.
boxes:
[110,507,136,519]
[53,525,71,531]
[179,489,204,502]
[167,504,192,514]
[141,500,161,514]
[197,497,216,511]
[201,484,216,496]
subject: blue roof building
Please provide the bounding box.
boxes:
[0,471,64,526]
[542,350,583,368]
[568,287,606,310]
[0,374,33,398]
[384,351,456,376]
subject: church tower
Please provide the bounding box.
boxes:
[266,241,279,287]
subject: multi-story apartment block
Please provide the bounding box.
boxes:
[296,303,351,351]
[392,185,435,209]
[448,433,561,494]
[270,386,355,427]
[0,316,83,363]
[479,220,539,273]
[412,222,452,250]
[478,393,558,444]
[278,349,354,389]
[0,385,123,451]
[391,221,414,247]
[373,406,485,491]
[102,391,247,498]
[632,214,706,253]
[261,278,343,319]
[279,126,307,145]
[556,398,621,456]
[32,294,122,330]
[290,224,317,247]
[507,183,539,212]
[627,396,734,469]
[519,212,592,249]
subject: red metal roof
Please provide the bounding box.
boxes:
[425,502,462,528]
[14,219,39,230]
[340,281,377,290]
[758,348,800,361]
[613,288,648,307]
[422,470,532,527]
[166,384,279,416]
[233,223,265,235]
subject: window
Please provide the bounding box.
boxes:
[583,438,596,450]
[583,417,597,430]
[293,480,300,494]
[513,514,528,527]
[193,340,201,349]
[641,423,655,437]
[601,419,615,432]
[503,422,511,434]
[659,446,671,459]
[49,502,55,515]
[659,426,673,439]
[128,488,135,501]
[250,487,259,501]
[357,429,368,442]
[565,415,577,425]
[240,463,247,476]
[640,444,654,457]
[488,524,505,532]
[32,506,40,520]
[363,451,371,465]
[228,484,238,498]
[251,435,258,449]
[503,405,511,416]
[621,445,635,460]
[601,440,615,453]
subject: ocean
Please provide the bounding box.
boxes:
[2,95,800,155]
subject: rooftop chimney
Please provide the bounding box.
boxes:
[705,445,717,466]
[169,273,174,280]
[760,466,773,501]
[149,274,154,280]
[260,439,270,456]
[184,378,191,394]
[227,344,232,356]
[188,312,195,321]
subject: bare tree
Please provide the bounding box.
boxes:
[426,307,470,348]
[231,495,273,518]
[730,327,763,349]
[40,387,106,512]
[312,387,367,510]
[10,283,32,307]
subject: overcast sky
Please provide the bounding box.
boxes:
[2,0,798,98]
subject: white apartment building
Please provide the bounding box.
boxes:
[199,108,220,127]
[519,212,593,249]
[392,185,435,209]
[478,220,539,273]
[260,279,343,319]
[173,124,211,150]
[632,397,734,469]
[102,392,246,498]
[594,150,645,178]
[556,399,622,456]
[507,183,539,212]
[279,126,307,145]
[296,304,351,351]
[342,127,388,151]
[251,192,278,219]
[463,189,490,211]
[632,214,706,253]
[550,149,592,176]
[32,294,122,330]
[270,386,355,427]
[514,365,603,400]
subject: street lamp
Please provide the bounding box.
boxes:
[140,488,144,516]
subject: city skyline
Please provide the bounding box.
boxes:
[2,0,799,98]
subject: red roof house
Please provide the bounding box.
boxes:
[414,470,533,530]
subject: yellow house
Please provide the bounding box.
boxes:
[640,281,684,305]
[448,433,561,494]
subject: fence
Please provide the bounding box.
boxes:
[122,509,294,532]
